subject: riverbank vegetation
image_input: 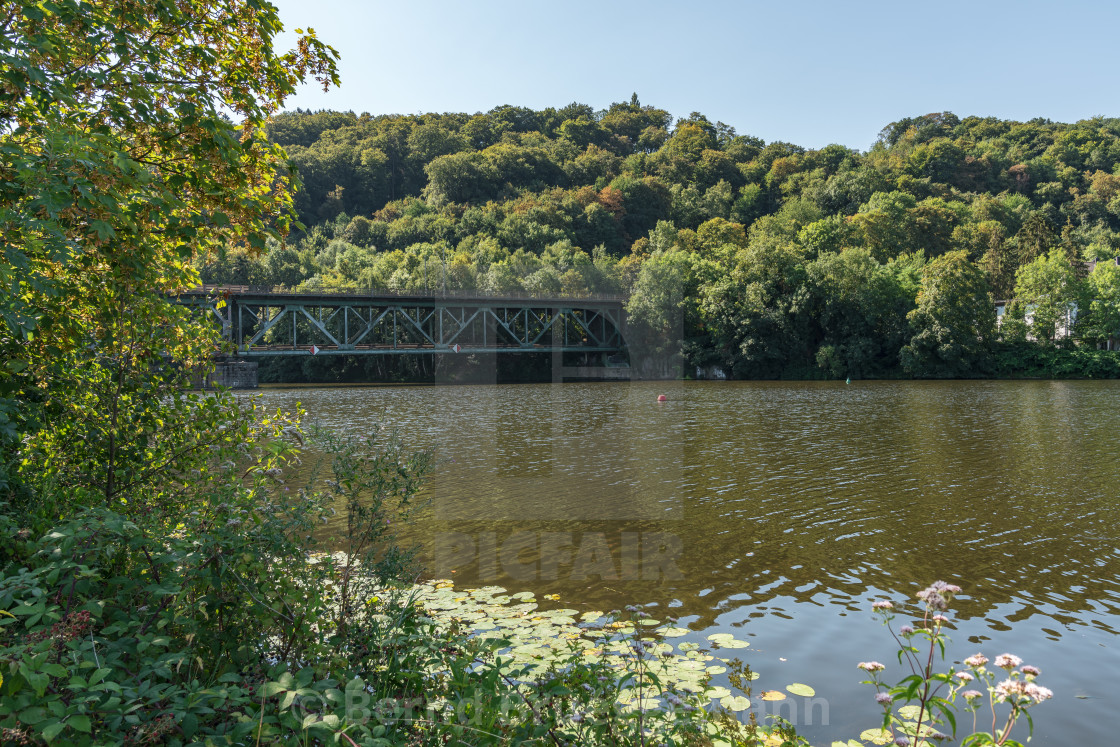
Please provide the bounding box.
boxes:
[0,2,796,744]
[0,1,1065,743]
[198,105,1120,379]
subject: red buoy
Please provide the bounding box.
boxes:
[657,394,668,402]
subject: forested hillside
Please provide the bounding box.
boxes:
[198,98,1120,379]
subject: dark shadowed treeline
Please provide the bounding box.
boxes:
[198,101,1120,379]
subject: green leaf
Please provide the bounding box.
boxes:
[181,712,197,738]
[18,707,47,725]
[28,672,50,698]
[897,705,922,720]
[69,715,91,733]
[42,663,68,678]
[262,681,287,697]
[89,220,115,240]
[41,720,66,741]
[859,728,895,745]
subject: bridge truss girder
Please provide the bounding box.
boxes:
[191,293,626,356]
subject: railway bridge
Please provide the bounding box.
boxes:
[177,285,628,360]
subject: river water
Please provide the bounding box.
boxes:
[254,380,1120,745]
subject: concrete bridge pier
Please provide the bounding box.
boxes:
[207,359,258,389]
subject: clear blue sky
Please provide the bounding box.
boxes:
[270,0,1120,152]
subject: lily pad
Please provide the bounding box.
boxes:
[720,695,751,711]
[760,690,786,701]
[707,633,750,648]
[786,683,815,697]
[401,578,803,726]
[470,586,505,596]
[621,697,662,711]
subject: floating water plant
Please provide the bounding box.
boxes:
[404,580,818,728]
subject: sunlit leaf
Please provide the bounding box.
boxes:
[859,728,894,745]
[720,695,751,711]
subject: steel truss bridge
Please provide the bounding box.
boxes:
[177,286,628,357]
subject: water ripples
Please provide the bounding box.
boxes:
[254,379,1120,746]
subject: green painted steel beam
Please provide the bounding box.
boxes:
[173,286,628,357]
[235,346,622,357]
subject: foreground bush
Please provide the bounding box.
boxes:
[0,419,725,746]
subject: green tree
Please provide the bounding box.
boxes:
[423,150,494,204]
[1,0,337,492]
[626,250,700,377]
[851,191,918,261]
[1013,248,1083,343]
[901,251,997,377]
[806,249,911,379]
[699,239,813,378]
[260,244,314,287]
[558,115,608,148]
[1083,261,1120,346]
[1014,213,1057,265]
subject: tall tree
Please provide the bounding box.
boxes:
[1014,213,1057,266]
[1083,260,1120,347]
[806,249,911,379]
[1013,248,1084,343]
[1,0,337,495]
[901,251,996,377]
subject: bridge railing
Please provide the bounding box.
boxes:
[179,284,629,305]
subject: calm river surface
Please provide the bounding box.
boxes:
[255,380,1120,745]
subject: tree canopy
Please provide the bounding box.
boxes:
[192,106,1120,378]
[1,0,337,492]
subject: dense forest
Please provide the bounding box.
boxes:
[198,98,1120,379]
